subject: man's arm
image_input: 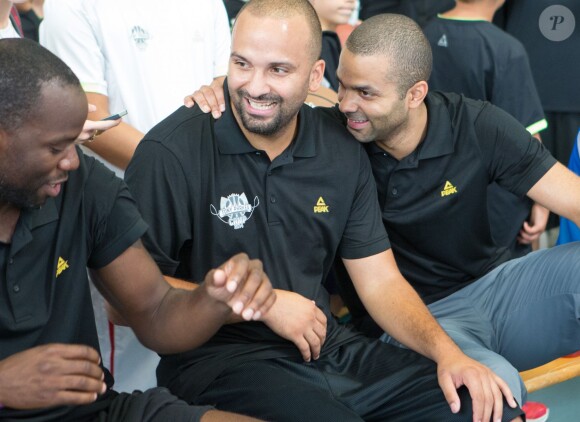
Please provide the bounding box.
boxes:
[527,161,580,227]
[91,241,276,354]
[108,274,327,363]
[343,250,517,422]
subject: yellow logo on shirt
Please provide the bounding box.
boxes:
[441,181,458,197]
[56,257,69,278]
[314,197,330,213]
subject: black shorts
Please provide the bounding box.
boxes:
[176,337,523,421]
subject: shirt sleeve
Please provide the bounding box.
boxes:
[338,147,391,259]
[40,0,108,96]
[125,139,193,276]
[491,39,547,135]
[83,157,148,268]
[475,103,556,197]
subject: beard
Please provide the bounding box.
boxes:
[232,88,301,136]
[0,177,44,208]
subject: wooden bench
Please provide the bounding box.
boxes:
[520,354,580,393]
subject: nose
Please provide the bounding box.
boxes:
[338,89,357,114]
[245,70,270,99]
[58,145,80,172]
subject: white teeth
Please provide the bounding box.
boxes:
[248,99,275,110]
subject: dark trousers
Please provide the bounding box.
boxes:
[183,337,523,421]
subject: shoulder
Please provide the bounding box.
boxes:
[143,105,212,150]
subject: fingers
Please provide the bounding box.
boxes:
[439,374,461,414]
[211,254,276,321]
[192,85,225,119]
[494,374,517,408]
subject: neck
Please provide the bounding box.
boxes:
[231,101,298,161]
[375,102,428,161]
[0,1,13,30]
[0,202,21,243]
[441,1,497,22]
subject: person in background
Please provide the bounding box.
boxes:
[40,0,232,392]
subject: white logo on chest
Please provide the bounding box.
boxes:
[210,193,260,229]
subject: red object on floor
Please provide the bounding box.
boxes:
[522,401,549,422]
[564,350,580,358]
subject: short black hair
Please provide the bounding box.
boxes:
[0,38,81,132]
[346,14,432,98]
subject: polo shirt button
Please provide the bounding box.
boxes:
[8,258,13,264]
[270,195,277,203]
[391,187,398,196]
[255,152,261,156]
[13,284,20,293]
[267,171,272,176]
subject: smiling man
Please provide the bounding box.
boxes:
[126,1,523,421]
[0,38,273,422]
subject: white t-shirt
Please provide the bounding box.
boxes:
[41,0,231,175]
[40,0,231,393]
[0,18,20,39]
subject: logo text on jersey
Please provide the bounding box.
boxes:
[441,181,458,197]
[56,257,69,278]
[314,197,330,213]
[210,193,260,229]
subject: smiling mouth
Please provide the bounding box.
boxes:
[247,98,276,110]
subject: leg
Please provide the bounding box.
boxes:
[469,243,580,370]
[321,337,523,422]
[195,359,364,422]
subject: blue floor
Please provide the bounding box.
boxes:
[527,376,580,421]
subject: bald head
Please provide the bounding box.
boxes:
[346,14,432,97]
[236,0,322,63]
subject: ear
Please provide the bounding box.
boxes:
[308,59,326,92]
[406,80,428,109]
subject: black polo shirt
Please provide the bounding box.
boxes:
[365,92,556,303]
[423,16,548,258]
[0,151,147,421]
[125,83,389,395]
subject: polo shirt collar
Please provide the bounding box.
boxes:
[11,197,58,256]
[366,92,455,161]
[214,79,316,158]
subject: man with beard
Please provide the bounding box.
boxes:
[125,1,523,421]
[0,37,274,422]
[188,10,580,421]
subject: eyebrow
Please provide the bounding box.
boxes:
[230,52,298,71]
[336,75,376,93]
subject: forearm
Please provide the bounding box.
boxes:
[92,245,232,354]
[365,277,461,363]
[85,92,143,169]
[344,252,462,364]
[140,285,232,353]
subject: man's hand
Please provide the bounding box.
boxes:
[437,353,518,422]
[261,290,327,362]
[184,78,226,119]
[203,253,276,322]
[518,203,549,245]
[0,344,106,410]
